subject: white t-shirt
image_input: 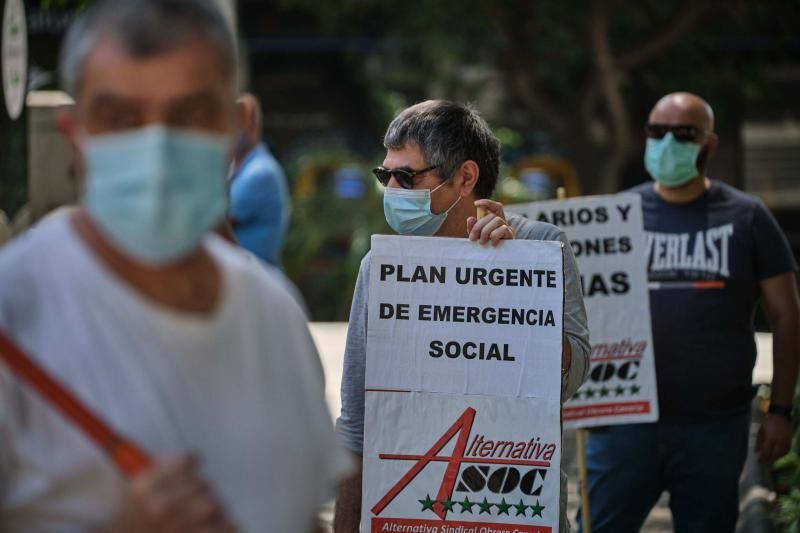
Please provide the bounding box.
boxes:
[0,212,350,532]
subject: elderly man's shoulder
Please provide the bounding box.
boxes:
[0,211,77,319]
[205,235,306,312]
[507,212,565,242]
[0,210,71,281]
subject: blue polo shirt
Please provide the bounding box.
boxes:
[229,143,290,265]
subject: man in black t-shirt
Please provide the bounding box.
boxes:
[577,92,800,533]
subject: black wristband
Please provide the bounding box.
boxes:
[767,404,794,421]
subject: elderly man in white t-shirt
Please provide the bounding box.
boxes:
[0,1,348,532]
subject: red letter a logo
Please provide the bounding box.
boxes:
[371,406,476,520]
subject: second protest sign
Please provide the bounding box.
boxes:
[508,194,659,428]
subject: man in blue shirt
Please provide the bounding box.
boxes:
[229,93,290,266]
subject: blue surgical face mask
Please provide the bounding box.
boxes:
[83,125,230,264]
[644,132,701,188]
[383,181,461,236]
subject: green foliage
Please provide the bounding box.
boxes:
[276,0,800,192]
[282,147,390,320]
[777,489,800,533]
[271,0,800,315]
[40,0,88,9]
[775,381,800,530]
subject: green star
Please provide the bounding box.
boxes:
[614,385,626,396]
[495,498,511,515]
[585,387,596,399]
[530,499,545,518]
[630,384,641,395]
[478,497,493,514]
[571,390,582,401]
[440,498,456,512]
[459,496,475,513]
[514,499,528,516]
[419,494,435,512]
[599,386,610,397]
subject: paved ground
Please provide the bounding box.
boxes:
[309,323,775,532]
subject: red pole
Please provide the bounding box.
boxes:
[0,330,152,477]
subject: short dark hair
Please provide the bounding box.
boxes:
[59,0,236,97]
[383,100,501,199]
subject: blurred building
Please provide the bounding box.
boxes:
[743,120,800,251]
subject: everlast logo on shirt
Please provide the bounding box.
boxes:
[644,223,734,277]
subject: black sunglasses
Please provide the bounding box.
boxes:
[372,165,437,190]
[645,123,708,143]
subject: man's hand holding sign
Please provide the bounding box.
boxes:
[469,201,572,374]
[468,199,515,245]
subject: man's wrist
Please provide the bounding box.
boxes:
[767,403,794,421]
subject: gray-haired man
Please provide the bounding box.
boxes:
[334,100,590,532]
[0,1,347,531]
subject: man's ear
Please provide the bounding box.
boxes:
[234,97,249,133]
[697,133,719,173]
[56,105,81,157]
[706,132,719,156]
[56,105,86,187]
[56,105,76,137]
[456,160,479,197]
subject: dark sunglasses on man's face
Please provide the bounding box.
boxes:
[645,123,707,143]
[372,165,437,190]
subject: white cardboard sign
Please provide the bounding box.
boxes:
[363,236,564,532]
[366,236,564,401]
[363,392,561,533]
[508,194,659,428]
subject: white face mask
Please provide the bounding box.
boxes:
[82,124,230,264]
[382,181,461,236]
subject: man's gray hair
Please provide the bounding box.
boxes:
[383,100,501,199]
[59,0,236,97]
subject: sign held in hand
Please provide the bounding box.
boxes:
[363,235,565,532]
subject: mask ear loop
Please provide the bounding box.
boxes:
[444,194,462,214]
[430,179,462,215]
[430,179,448,194]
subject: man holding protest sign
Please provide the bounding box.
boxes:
[579,92,800,532]
[334,100,590,532]
[0,1,347,531]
